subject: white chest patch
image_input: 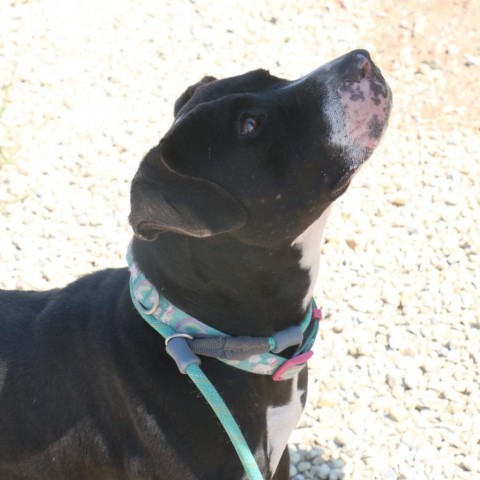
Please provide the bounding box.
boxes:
[292,206,332,309]
[266,377,304,475]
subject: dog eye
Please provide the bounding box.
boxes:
[240,116,260,135]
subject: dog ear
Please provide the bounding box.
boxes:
[174,76,217,116]
[129,143,247,240]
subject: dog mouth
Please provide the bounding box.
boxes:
[329,167,359,199]
[331,178,351,198]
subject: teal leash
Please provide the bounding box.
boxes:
[131,291,264,480]
[185,364,263,479]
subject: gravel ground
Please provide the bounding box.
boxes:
[1,1,479,479]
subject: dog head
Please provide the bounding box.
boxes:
[130,50,391,246]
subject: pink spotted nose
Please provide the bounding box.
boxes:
[335,50,391,153]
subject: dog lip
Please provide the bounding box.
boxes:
[329,167,359,199]
[330,158,371,200]
[330,179,351,198]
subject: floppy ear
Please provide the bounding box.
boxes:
[174,76,217,116]
[129,143,247,240]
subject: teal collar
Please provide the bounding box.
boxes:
[127,247,321,381]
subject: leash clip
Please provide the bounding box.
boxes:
[165,334,201,374]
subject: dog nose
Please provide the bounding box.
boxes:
[343,49,372,83]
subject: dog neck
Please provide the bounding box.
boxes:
[130,208,330,337]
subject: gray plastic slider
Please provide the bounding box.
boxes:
[165,334,201,374]
[190,336,271,361]
[271,326,303,353]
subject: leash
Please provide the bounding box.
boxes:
[131,300,264,479]
[127,247,321,479]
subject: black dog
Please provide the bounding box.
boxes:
[0,50,391,479]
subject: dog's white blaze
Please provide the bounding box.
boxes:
[292,206,332,309]
[266,376,304,474]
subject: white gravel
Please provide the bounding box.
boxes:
[1,1,478,479]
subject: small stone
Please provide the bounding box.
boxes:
[334,429,355,448]
[404,368,424,390]
[415,444,438,462]
[387,402,408,422]
[388,327,410,351]
[297,460,311,473]
[0,238,16,265]
[446,44,460,55]
[460,454,478,472]
[7,176,28,197]
[308,465,321,477]
[305,447,323,461]
[329,468,343,480]
[382,285,400,307]
[290,450,302,465]
[313,455,327,466]
[290,464,298,477]
[346,239,358,250]
[382,467,398,480]
[465,55,480,67]
[412,15,426,36]
[330,459,344,470]
[317,463,331,480]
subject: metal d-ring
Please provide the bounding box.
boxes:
[137,296,160,315]
[165,333,194,346]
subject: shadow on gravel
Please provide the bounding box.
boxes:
[290,446,345,480]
